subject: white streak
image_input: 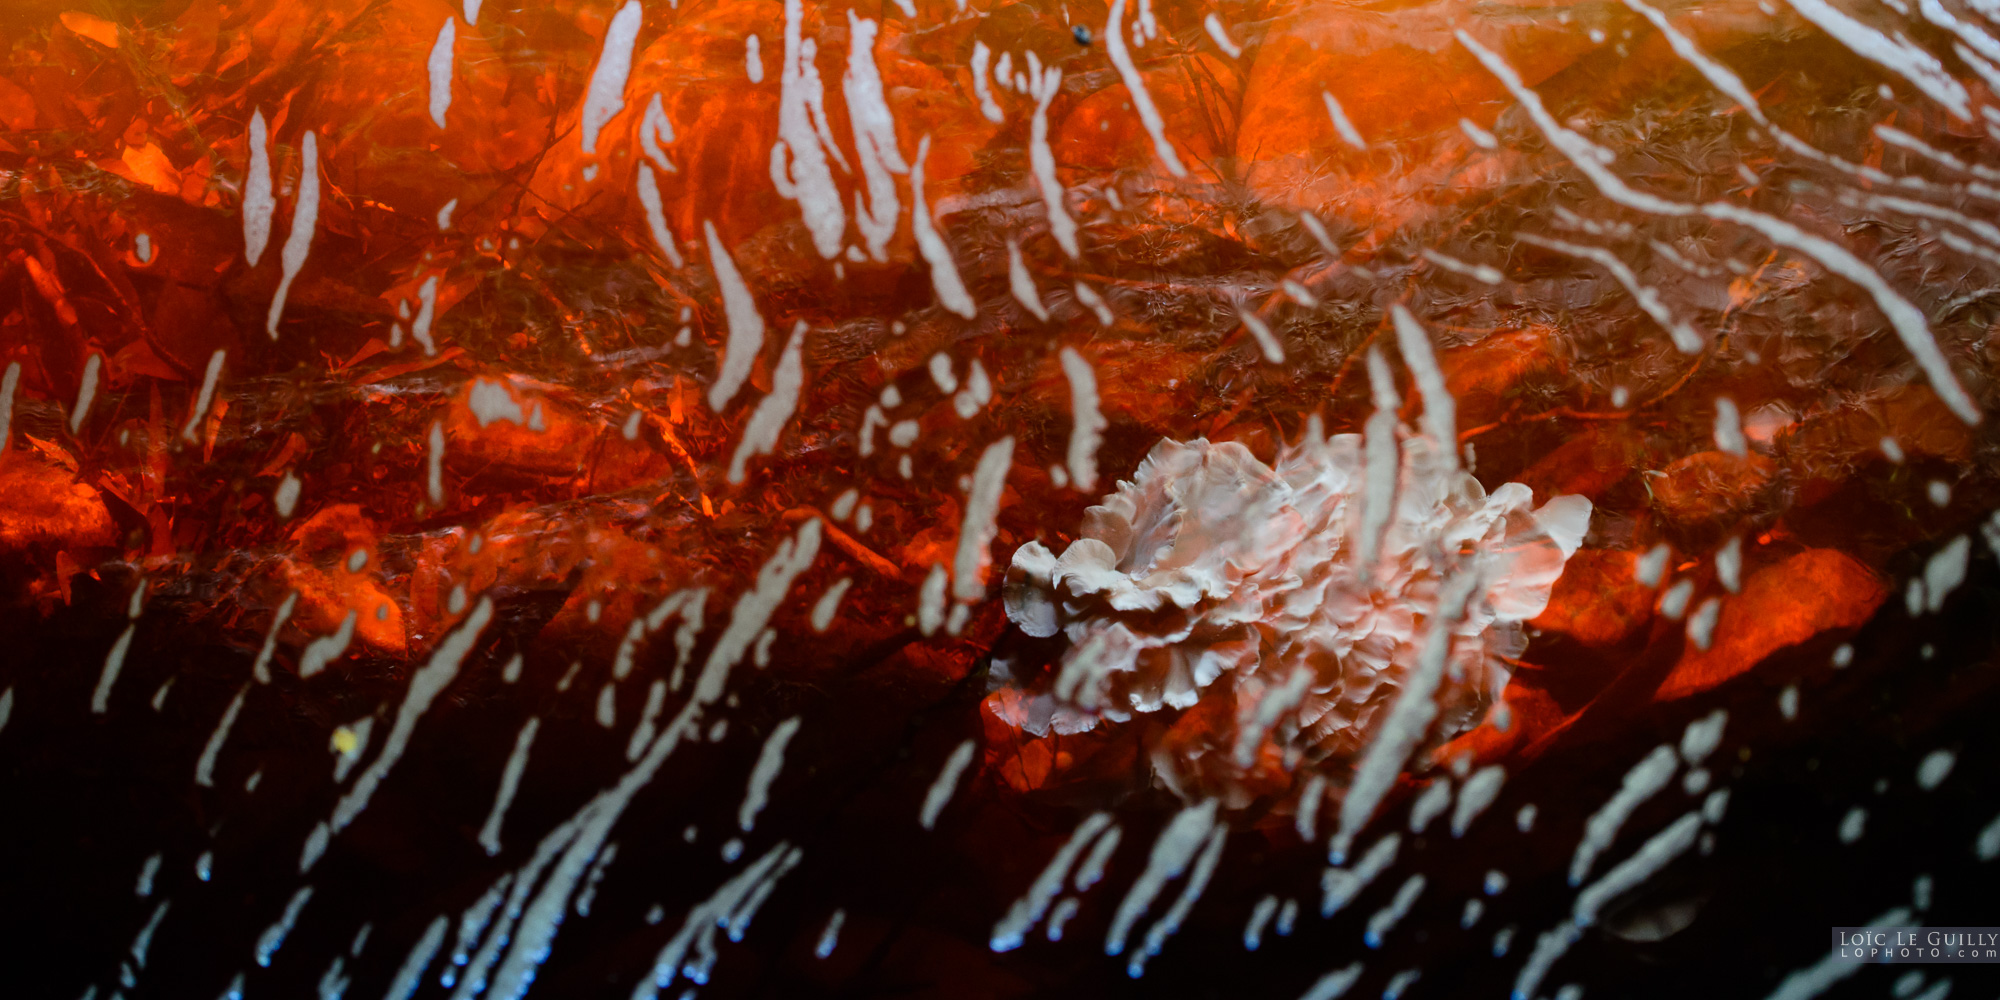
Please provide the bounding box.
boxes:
[252,592,297,683]
[1917,748,1956,790]
[1409,780,1452,834]
[991,812,1114,951]
[386,915,449,1000]
[195,683,249,787]
[1392,305,1456,469]
[480,717,539,856]
[1321,91,1367,149]
[1240,307,1284,363]
[243,110,274,267]
[970,42,1004,122]
[745,34,763,83]
[266,130,320,339]
[1783,0,1969,119]
[581,1,644,154]
[1460,118,1499,149]
[0,361,18,451]
[633,842,803,996]
[463,0,481,25]
[1321,832,1399,916]
[843,13,906,261]
[0,686,11,735]
[705,221,767,411]
[255,886,315,967]
[1686,597,1720,650]
[912,136,975,318]
[92,623,135,714]
[1074,281,1113,326]
[1419,248,1501,284]
[954,437,1015,601]
[770,0,845,257]
[1105,0,1186,176]
[299,610,358,678]
[1457,30,1979,424]
[1679,709,1728,764]
[1300,964,1364,1000]
[1716,536,1742,593]
[1923,535,1970,613]
[1515,233,1701,352]
[1244,895,1277,950]
[1075,824,1122,891]
[1713,397,1747,456]
[920,739,978,829]
[1355,347,1401,582]
[739,715,803,831]
[427,421,445,506]
[1106,798,1218,956]
[1573,810,1702,927]
[1129,827,1226,976]
[810,577,851,632]
[1203,13,1243,57]
[70,352,101,434]
[636,165,685,267]
[411,275,439,355]
[181,349,226,443]
[1364,873,1425,947]
[1028,66,1077,257]
[1570,743,1678,885]
[429,18,456,129]
[727,321,807,483]
[1297,774,1327,841]
[1452,765,1506,837]
[639,92,675,172]
[1763,908,1911,1000]
[918,562,948,635]
[1060,348,1105,492]
[815,909,846,958]
[304,598,494,872]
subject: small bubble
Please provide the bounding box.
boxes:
[1073,25,1093,45]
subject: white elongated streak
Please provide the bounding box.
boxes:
[843,12,906,260]
[298,610,358,678]
[991,812,1113,951]
[1105,0,1186,176]
[465,524,819,1000]
[1783,0,1969,119]
[267,130,320,339]
[1457,30,1978,425]
[919,739,977,829]
[1515,232,1702,352]
[243,110,274,266]
[1322,91,1367,149]
[769,0,846,258]
[411,275,440,355]
[581,1,644,154]
[1203,13,1242,57]
[305,598,495,871]
[0,360,19,450]
[953,437,1014,601]
[739,715,803,831]
[970,41,1004,122]
[194,683,250,787]
[1239,306,1283,363]
[1028,66,1077,257]
[429,18,456,129]
[70,351,101,434]
[479,716,540,856]
[911,135,976,318]
[637,165,685,268]
[726,321,807,483]
[1391,305,1457,469]
[1106,799,1218,955]
[181,349,226,443]
[427,420,446,506]
[705,221,767,411]
[1060,348,1105,491]
[252,591,298,683]
[1007,239,1048,320]
[91,622,136,715]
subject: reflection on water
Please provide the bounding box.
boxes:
[1,0,1999,996]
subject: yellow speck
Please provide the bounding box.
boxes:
[332,727,358,755]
